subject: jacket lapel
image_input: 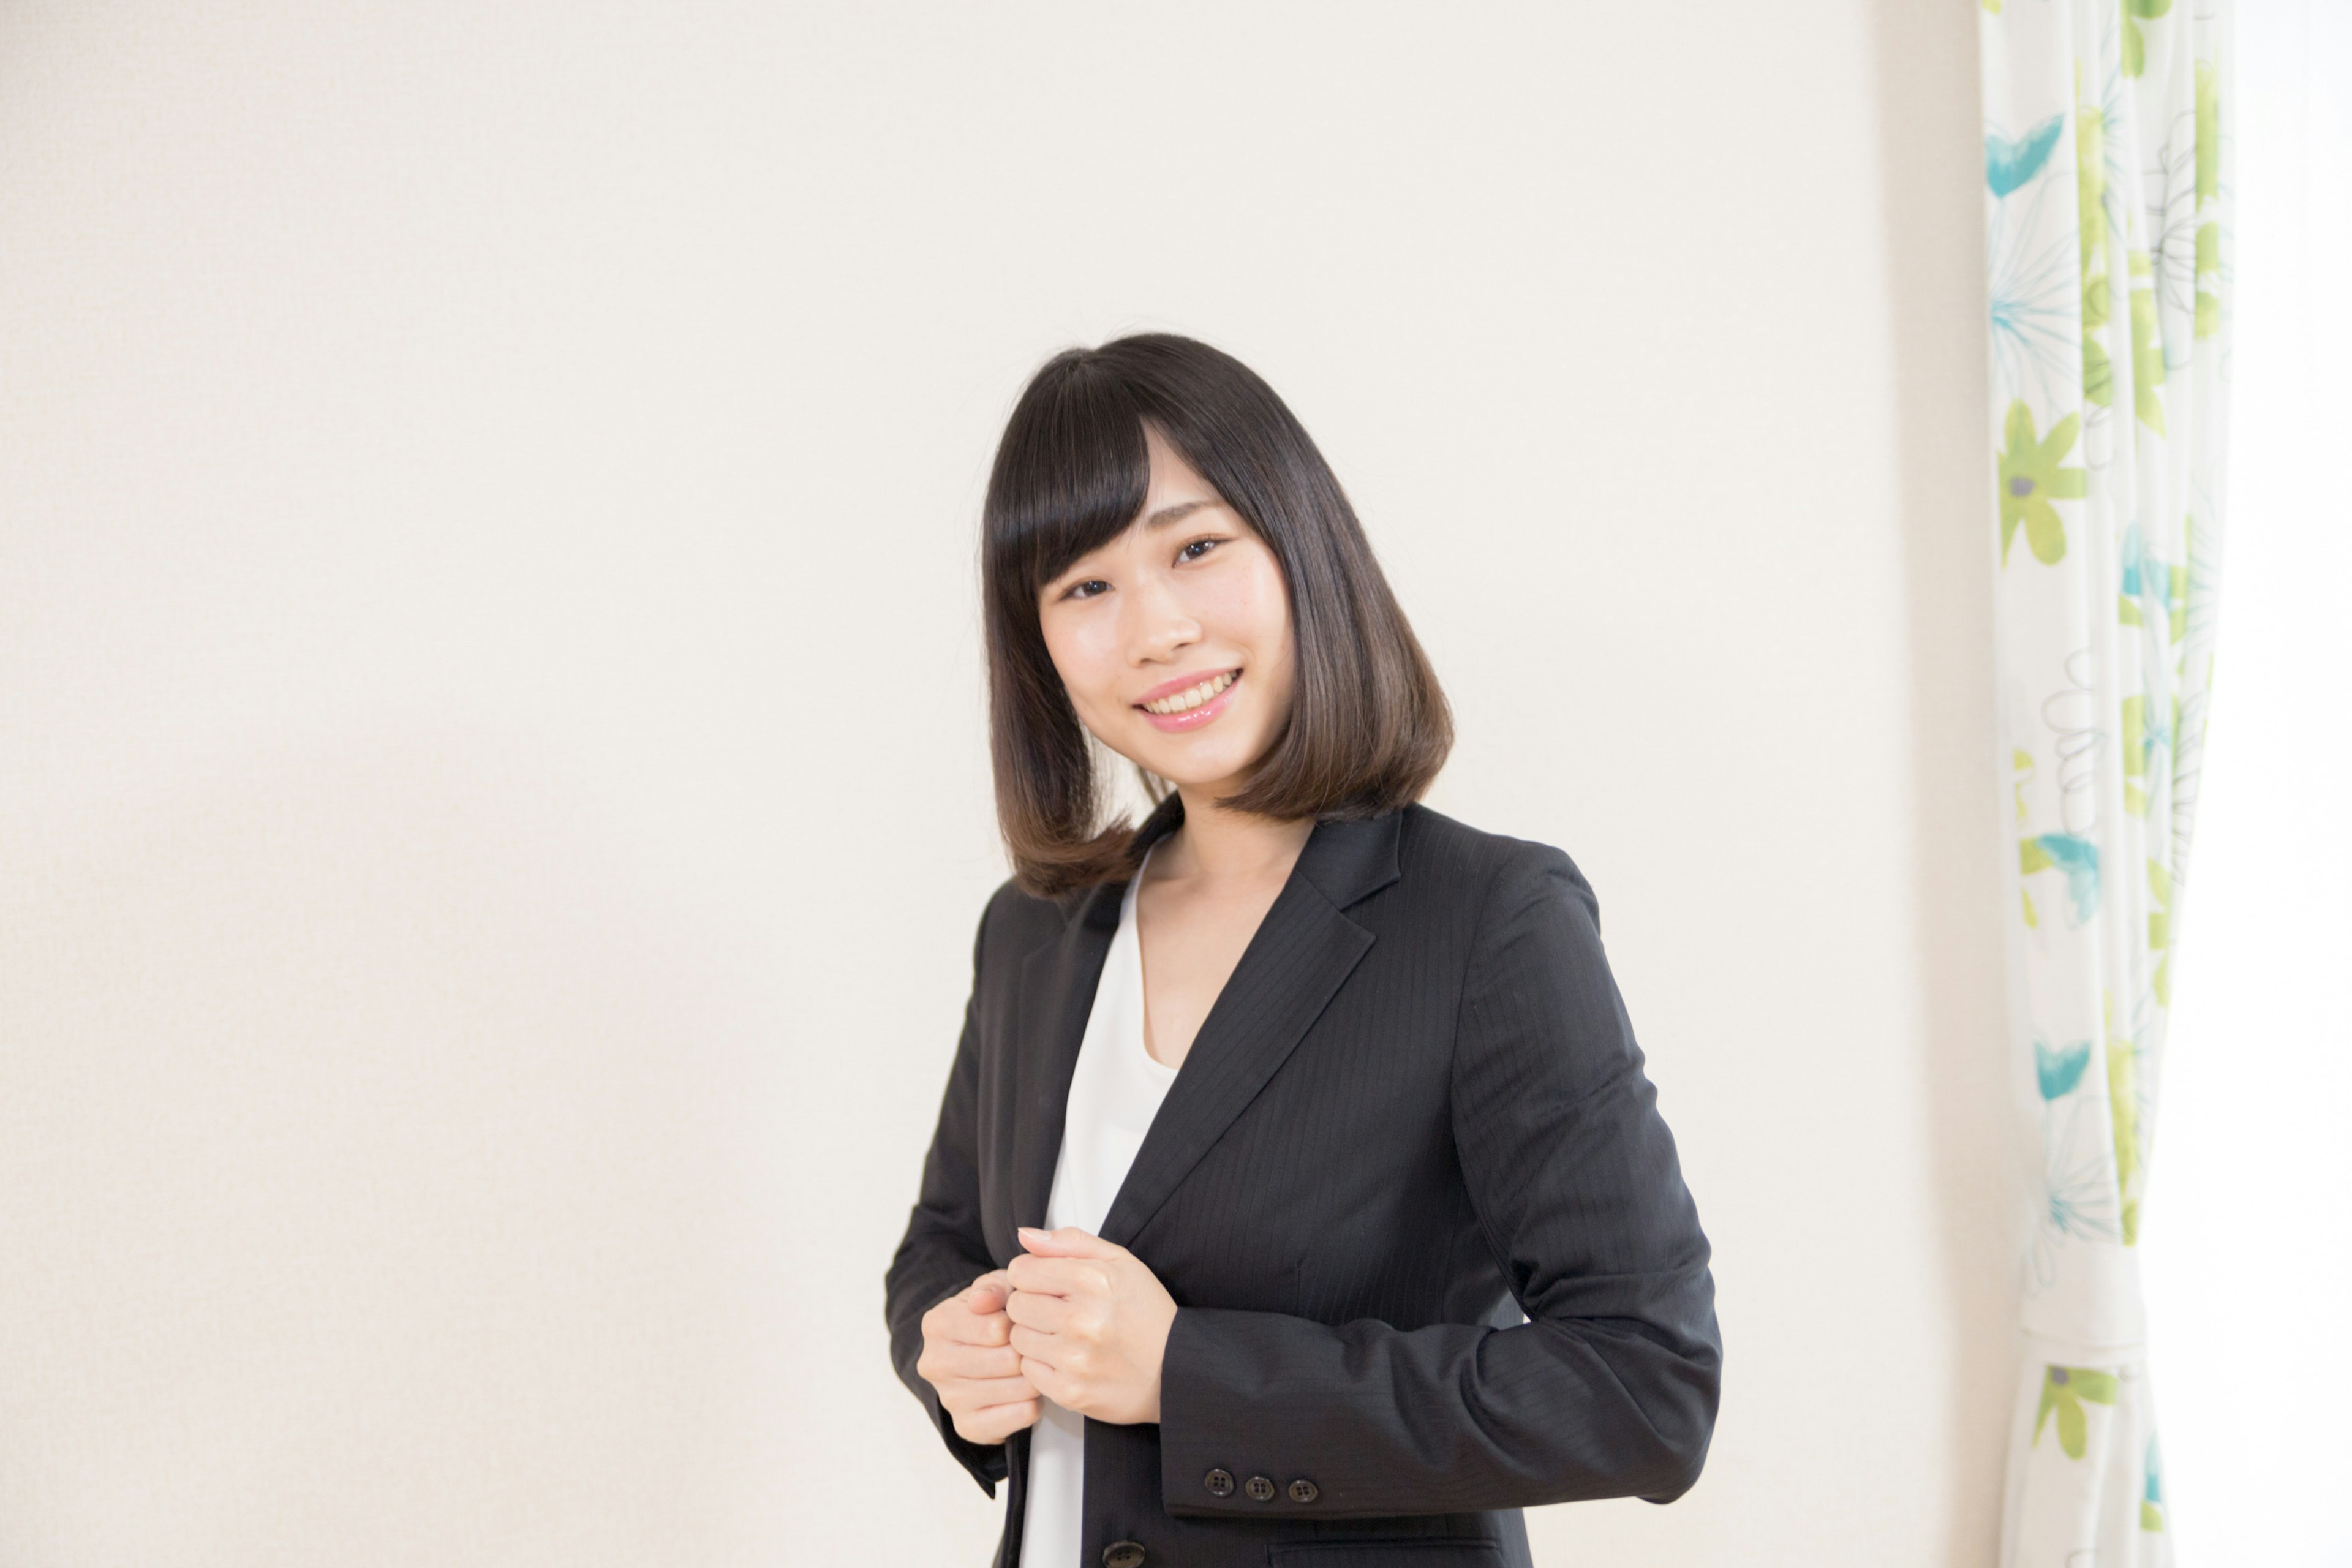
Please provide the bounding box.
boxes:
[1008,886,1117,1235]
[1006,793,1187,1236]
[1098,807,1403,1249]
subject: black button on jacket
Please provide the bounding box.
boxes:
[883,797,1721,1568]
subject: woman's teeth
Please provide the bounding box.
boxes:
[1142,670,1238,715]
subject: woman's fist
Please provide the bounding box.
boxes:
[915,1269,1042,1446]
[1005,1226,1177,1426]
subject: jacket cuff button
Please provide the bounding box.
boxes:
[1101,1542,1146,1568]
[1203,1468,1234,1498]
[1287,1478,1319,1504]
[1243,1475,1276,1502]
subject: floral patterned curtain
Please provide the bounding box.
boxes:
[1977,0,2232,1561]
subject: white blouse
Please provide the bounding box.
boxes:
[1017,843,1175,1568]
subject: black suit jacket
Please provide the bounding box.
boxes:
[884,796,1720,1568]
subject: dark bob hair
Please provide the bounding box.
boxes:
[983,332,1452,899]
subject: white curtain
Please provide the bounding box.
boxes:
[1975,1,2232,1563]
[2138,1,2350,1556]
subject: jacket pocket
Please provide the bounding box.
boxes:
[1267,1540,1504,1568]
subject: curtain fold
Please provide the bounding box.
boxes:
[1977,1,2233,1562]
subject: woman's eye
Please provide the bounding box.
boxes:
[1063,579,1110,601]
[1178,537,1223,563]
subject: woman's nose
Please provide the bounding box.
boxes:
[1124,579,1200,662]
[1133,617,1199,662]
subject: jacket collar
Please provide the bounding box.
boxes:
[1062,791,1403,934]
[1009,797,1404,1247]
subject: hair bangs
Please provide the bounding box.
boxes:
[984,355,1153,595]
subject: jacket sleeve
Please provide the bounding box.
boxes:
[1156,842,1721,1518]
[883,890,1010,1498]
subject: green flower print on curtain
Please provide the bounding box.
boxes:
[2035,1365,2120,1460]
[2000,402,2087,565]
[1979,1,2231,1564]
[2122,0,2171,80]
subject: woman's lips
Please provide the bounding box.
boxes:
[1136,668,1242,733]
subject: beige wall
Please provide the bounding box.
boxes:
[0,4,2011,1564]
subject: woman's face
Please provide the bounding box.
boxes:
[1037,424,1296,799]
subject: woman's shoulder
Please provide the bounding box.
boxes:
[1393,803,1602,935]
[962,875,1073,974]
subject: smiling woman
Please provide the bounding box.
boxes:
[884,334,1721,1568]
[981,336,1453,899]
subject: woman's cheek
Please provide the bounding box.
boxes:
[1041,621,1115,718]
[1186,575,1259,643]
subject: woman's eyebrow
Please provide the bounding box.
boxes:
[1141,499,1218,529]
[1045,499,1224,592]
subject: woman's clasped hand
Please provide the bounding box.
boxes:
[916,1226,1179,1444]
[914,1268,1039,1446]
[1004,1226,1178,1426]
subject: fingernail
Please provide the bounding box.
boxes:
[1017,1226,1046,1242]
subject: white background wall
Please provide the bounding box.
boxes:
[0,4,2021,1566]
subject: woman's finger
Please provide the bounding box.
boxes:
[954,1396,1043,1446]
[959,1278,1011,1314]
[927,1298,1014,1347]
[1019,1353,1080,1411]
[1002,1287,1071,1333]
[937,1371,1039,1411]
[919,1340,1025,1383]
[1009,1322,1080,1371]
[1015,1225,1128,1261]
[1005,1254,1107,1299]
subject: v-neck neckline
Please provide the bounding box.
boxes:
[1126,839,1178,1079]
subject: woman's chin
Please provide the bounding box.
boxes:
[1112,717,1278,800]
[1142,754,1262,800]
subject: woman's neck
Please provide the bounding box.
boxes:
[1158,785,1315,889]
